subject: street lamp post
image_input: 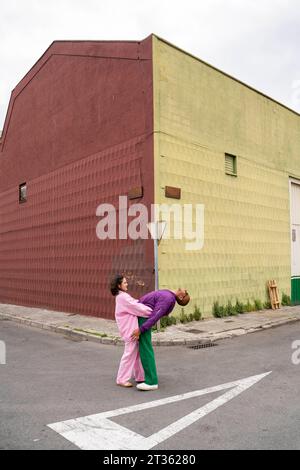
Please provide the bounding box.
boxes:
[147,221,167,331]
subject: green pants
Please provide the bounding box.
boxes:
[138,317,158,385]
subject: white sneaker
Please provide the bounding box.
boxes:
[136,382,158,391]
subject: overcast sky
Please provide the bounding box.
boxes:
[1,0,300,129]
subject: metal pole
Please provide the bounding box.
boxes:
[154,237,158,291]
[154,231,160,331]
[148,220,166,332]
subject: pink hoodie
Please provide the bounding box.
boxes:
[115,291,152,342]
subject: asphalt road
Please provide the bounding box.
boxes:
[0,318,300,450]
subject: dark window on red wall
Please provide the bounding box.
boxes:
[19,183,27,203]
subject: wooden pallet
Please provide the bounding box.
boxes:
[268,280,280,310]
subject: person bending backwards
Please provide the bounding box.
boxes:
[131,288,190,391]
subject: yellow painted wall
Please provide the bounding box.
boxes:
[153,36,300,317]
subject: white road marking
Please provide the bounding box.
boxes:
[48,371,272,450]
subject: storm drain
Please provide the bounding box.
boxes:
[188,342,218,350]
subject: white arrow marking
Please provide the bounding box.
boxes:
[48,371,272,450]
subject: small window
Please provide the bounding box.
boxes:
[225,153,237,176]
[19,183,27,203]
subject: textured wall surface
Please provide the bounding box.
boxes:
[153,36,300,316]
[0,38,154,318]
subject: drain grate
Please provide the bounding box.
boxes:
[188,342,218,350]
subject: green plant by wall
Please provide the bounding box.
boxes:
[212,296,272,319]
[225,301,236,316]
[245,300,255,312]
[193,305,202,321]
[152,307,201,332]
[159,315,176,328]
[234,299,246,314]
[179,309,189,323]
[213,301,226,318]
[213,301,220,317]
[263,301,272,309]
[156,293,276,328]
[254,299,263,311]
[188,313,194,322]
[281,293,291,306]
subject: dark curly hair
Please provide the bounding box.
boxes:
[110,274,124,296]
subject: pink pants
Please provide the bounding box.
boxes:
[116,339,144,384]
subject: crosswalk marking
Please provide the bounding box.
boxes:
[48,371,272,450]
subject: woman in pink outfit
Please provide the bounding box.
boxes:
[110,274,152,388]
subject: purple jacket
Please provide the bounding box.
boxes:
[138,290,176,333]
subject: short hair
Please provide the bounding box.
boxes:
[110,274,124,296]
[176,293,190,306]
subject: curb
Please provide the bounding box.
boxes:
[1,312,300,346]
[0,313,122,346]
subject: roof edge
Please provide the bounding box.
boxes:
[0,36,154,151]
[16,36,153,93]
[153,34,300,118]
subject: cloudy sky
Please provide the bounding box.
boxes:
[1,0,300,128]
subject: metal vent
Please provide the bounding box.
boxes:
[225,153,237,176]
[188,342,218,350]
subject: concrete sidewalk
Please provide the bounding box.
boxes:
[1,302,300,346]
